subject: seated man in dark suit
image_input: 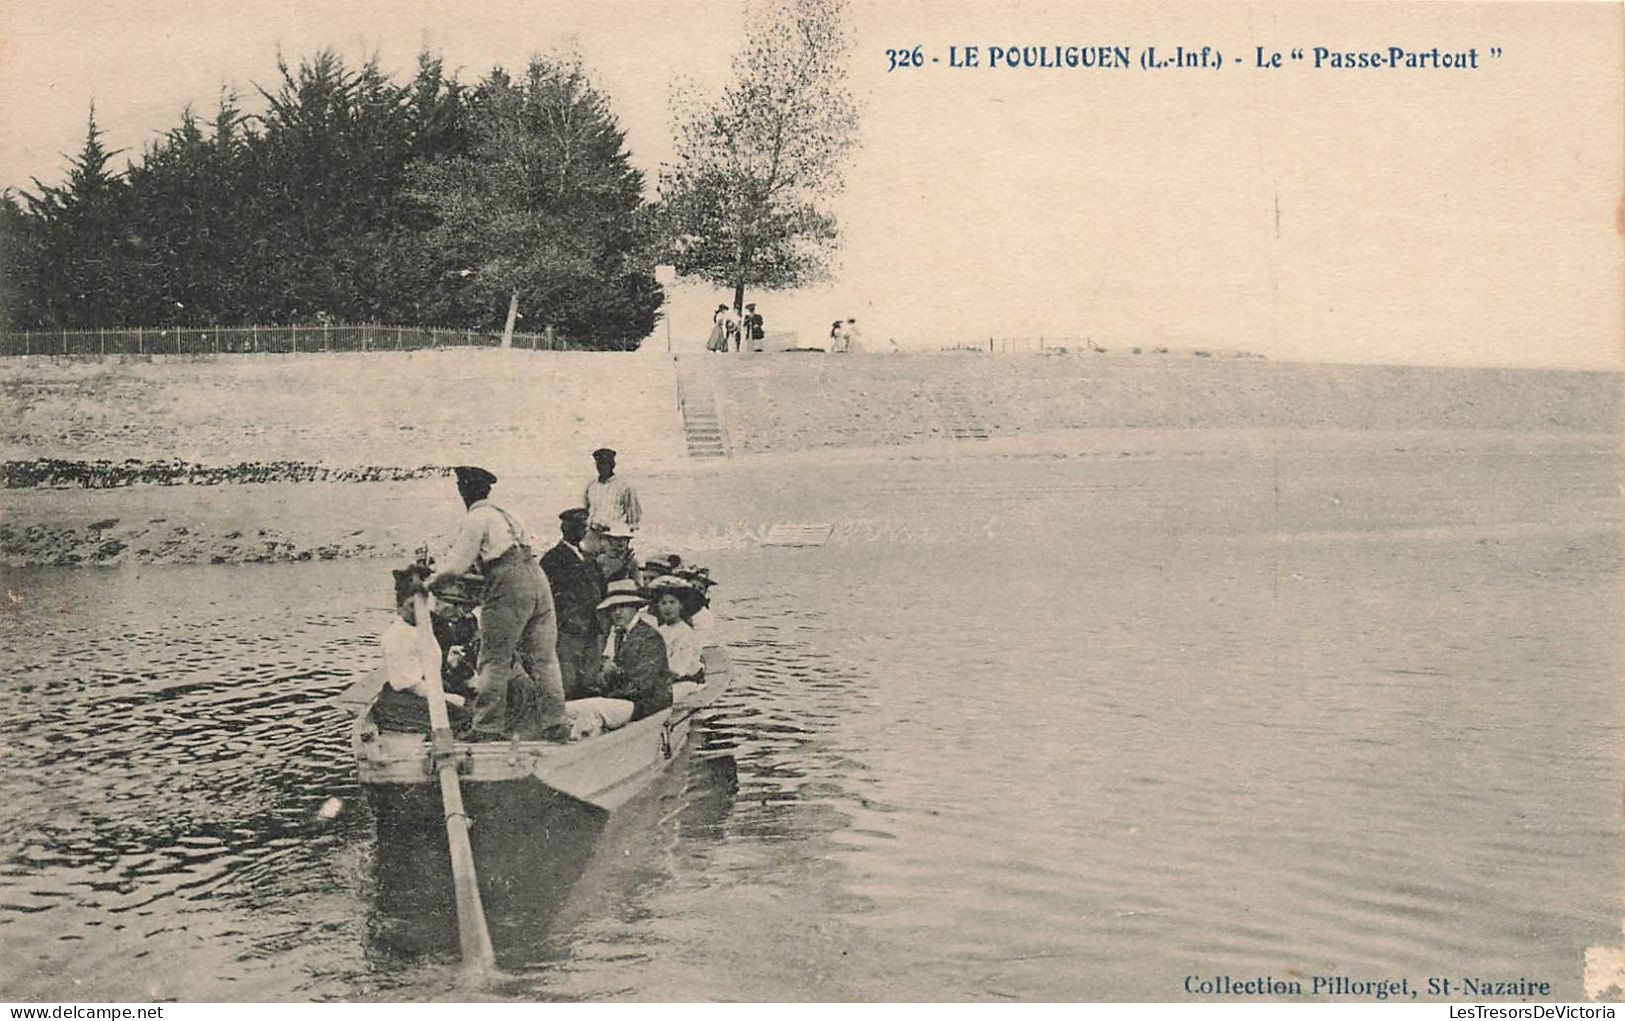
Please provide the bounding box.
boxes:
[539,507,606,698]
[596,580,672,720]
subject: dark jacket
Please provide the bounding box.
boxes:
[540,540,605,636]
[601,619,673,720]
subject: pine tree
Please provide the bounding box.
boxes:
[121,93,254,325]
[18,105,137,327]
[408,55,662,348]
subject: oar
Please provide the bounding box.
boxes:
[413,589,496,975]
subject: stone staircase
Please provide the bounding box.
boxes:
[932,385,992,440]
[674,357,729,458]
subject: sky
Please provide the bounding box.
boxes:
[1,0,1620,369]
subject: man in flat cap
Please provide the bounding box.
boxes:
[424,466,568,741]
[583,448,643,583]
[539,507,606,699]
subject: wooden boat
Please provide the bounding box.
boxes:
[347,644,733,830]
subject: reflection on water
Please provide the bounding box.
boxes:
[1,442,1622,1000]
[362,752,741,981]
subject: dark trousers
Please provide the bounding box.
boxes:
[471,547,567,738]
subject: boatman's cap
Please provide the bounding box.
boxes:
[559,507,589,523]
[454,465,497,488]
[592,447,616,460]
[596,579,646,610]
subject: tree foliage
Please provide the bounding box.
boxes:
[0,49,660,348]
[659,0,859,312]
[409,57,662,347]
[10,107,137,328]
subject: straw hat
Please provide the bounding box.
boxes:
[596,578,646,610]
[646,574,694,595]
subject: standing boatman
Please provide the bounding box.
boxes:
[539,507,606,699]
[425,466,569,742]
[583,448,642,582]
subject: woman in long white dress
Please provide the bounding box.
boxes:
[706,304,729,352]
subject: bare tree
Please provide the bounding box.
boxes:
[659,0,859,315]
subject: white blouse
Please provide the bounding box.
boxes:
[655,619,705,679]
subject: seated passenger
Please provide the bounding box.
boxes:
[597,579,673,721]
[675,566,720,640]
[641,552,682,581]
[648,576,705,684]
[375,566,471,735]
[429,594,480,702]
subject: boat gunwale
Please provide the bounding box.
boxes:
[351,644,733,788]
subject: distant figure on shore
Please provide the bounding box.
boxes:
[540,507,606,699]
[706,305,729,352]
[597,580,673,721]
[424,466,568,742]
[744,303,765,352]
[584,448,642,582]
[844,318,862,353]
[829,320,845,353]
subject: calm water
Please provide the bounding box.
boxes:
[2,439,1621,1000]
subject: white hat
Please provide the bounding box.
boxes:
[596,578,645,611]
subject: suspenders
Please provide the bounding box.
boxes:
[481,504,532,566]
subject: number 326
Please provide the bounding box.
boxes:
[886,46,924,71]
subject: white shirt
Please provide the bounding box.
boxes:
[380,617,442,696]
[656,619,705,679]
[605,610,659,657]
[440,500,531,573]
[584,475,642,534]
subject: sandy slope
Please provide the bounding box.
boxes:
[688,350,1619,453]
[2,349,1617,567]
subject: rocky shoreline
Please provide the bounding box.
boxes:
[4,458,453,489]
[1,518,389,567]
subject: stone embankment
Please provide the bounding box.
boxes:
[3,346,1617,567]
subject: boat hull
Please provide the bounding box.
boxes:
[350,645,733,815]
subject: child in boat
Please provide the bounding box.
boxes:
[597,580,673,720]
[374,566,472,735]
[648,576,705,685]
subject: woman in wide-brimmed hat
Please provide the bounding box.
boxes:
[674,566,719,639]
[596,580,672,720]
[646,575,704,684]
[373,564,472,736]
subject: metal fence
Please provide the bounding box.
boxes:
[0,323,574,357]
[941,337,1103,353]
